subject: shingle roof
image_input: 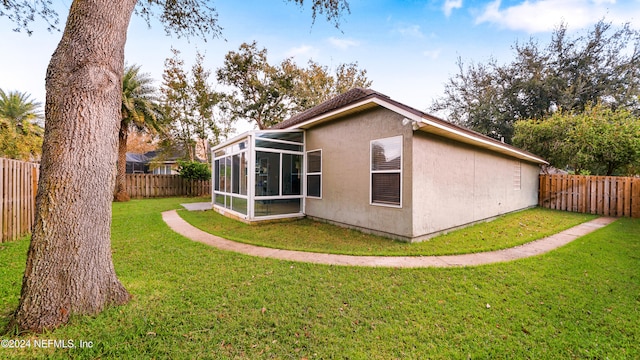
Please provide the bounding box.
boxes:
[271,87,547,164]
[271,87,386,129]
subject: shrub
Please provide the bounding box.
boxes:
[177,160,211,180]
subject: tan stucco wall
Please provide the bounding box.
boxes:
[411,132,540,239]
[304,107,414,239]
[303,107,541,242]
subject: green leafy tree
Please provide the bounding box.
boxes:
[513,104,640,175]
[432,20,640,143]
[2,0,349,333]
[295,60,371,109]
[217,42,372,129]
[0,89,44,160]
[216,41,300,129]
[161,49,230,162]
[115,64,164,202]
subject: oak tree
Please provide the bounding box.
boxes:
[2,0,350,333]
[432,20,640,143]
[217,41,371,129]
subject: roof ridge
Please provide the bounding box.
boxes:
[271,87,380,129]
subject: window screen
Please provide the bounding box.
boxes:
[370,136,402,206]
[306,150,322,198]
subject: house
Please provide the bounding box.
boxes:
[211,88,547,242]
[126,145,209,175]
[125,151,179,174]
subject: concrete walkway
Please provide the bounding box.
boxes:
[162,210,616,268]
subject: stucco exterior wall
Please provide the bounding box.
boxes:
[411,132,540,239]
[304,107,414,240]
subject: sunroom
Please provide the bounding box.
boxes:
[211,130,306,221]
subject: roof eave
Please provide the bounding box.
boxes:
[288,96,548,165]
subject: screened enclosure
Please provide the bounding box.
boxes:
[212,130,305,221]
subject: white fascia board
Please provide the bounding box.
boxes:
[290,96,548,165]
[211,131,252,152]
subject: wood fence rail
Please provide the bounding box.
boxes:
[539,174,640,218]
[126,174,211,198]
[1,158,40,243]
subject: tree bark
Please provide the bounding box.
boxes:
[9,0,136,333]
[114,123,131,202]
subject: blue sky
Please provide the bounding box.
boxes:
[2,0,639,134]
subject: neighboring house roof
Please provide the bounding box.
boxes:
[126,152,151,163]
[272,88,548,165]
[127,148,207,165]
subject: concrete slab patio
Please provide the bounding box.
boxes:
[180,202,212,211]
[162,210,617,268]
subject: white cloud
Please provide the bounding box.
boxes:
[422,49,442,59]
[443,0,463,17]
[285,45,319,59]
[474,0,640,33]
[395,24,425,38]
[327,37,360,50]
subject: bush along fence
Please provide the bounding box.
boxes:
[126,174,211,198]
[1,158,40,243]
[539,174,640,218]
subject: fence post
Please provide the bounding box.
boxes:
[633,178,640,218]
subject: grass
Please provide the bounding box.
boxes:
[178,207,598,256]
[1,197,638,359]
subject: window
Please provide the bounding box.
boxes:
[370,136,402,207]
[153,165,173,175]
[306,150,322,198]
[513,161,522,190]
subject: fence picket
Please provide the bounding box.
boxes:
[1,158,40,242]
[539,174,639,218]
[2,161,210,243]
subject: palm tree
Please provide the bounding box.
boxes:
[0,89,43,128]
[0,89,44,160]
[114,64,164,201]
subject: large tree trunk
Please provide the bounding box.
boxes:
[114,122,131,202]
[10,0,137,333]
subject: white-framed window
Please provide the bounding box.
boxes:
[370,136,402,207]
[153,165,173,175]
[306,149,322,198]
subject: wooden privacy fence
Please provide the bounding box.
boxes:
[126,174,211,198]
[539,174,640,218]
[1,158,40,243]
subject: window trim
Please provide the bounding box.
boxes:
[370,136,402,208]
[306,149,322,199]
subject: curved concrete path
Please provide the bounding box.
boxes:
[162,210,616,268]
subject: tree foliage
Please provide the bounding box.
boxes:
[217,41,371,129]
[0,89,44,161]
[177,160,211,180]
[432,20,640,143]
[296,60,371,109]
[513,104,640,176]
[216,41,300,130]
[161,48,232,161]
[2,0,350,334]
[2,0,349,36]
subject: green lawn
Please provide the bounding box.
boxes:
[1,197,638,359]
[179,206,598,256]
